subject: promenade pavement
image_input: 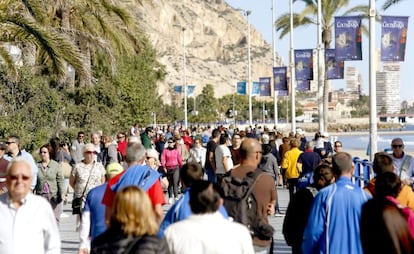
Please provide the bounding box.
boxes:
[60,187,292,254]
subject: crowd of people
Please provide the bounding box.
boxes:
[0,124,414,254]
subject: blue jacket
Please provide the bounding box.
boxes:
[158,187,229,237]
[302,176,371,254]
[84,183,107,240]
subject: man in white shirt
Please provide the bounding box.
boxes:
[390,138,414,185]
[215,134,233,185]
[0,157,60,253]
[164,180,254,254]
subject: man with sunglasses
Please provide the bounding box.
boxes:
[3,135,38,190]
[390,138,414,186]
[0,157,60,253]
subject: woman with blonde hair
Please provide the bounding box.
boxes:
[91,186,169,254]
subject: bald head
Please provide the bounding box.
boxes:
[240,138,262,162]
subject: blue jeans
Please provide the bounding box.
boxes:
[205,167,216,183]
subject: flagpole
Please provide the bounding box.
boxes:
[271,0,278,129]
[317,0,325,133]
[289,0,296,132]
[369,0,377,161]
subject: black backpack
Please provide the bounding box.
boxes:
[220,169,274,240]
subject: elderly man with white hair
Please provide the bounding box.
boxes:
[0,157,60,253]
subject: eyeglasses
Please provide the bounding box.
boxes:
[5,141,15,145]
[78,135,84,138]
[9,174,31,181]
[392,144,403,148]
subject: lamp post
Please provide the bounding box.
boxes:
[369,0,377,160]
[246,10,253,126]
[271,0,278,128]
[316,0,325,133]
[174,25,188,129]
[289,0,296,132]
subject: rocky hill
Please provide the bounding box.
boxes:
[131,0,283,103]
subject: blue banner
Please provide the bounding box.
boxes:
[187,85,195,97]
[259,77,271,96]
[173,85,182,93]
[296,80,310,91]
[251,81,260,96]
[278,90,289,97]
[237,81,247,95]
[335,16,362,61]
[173,85,195,96]
[273,67,288,90]
[325,49,344,80]
[294,49,314,80]
[381,16,409,62]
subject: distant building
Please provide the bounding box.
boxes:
[345,67,362,94]
[376,62,401,114]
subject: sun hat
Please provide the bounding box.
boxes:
[83,143,96,153]
[106,162,124,176]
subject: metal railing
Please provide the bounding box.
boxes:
[352,157,373,188]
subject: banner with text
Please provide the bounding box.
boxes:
[381,16,409,62]
[273,67,288,90]
[237,81,247,95]
[335,16,362,61]
[325,49,344,80]
[296,80,310,91]
[252,81,260,96]
[173,85,195,96]
[294,49,314,80]
[259,77,271,96]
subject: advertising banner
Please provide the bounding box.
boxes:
[335,16,362,61]
[273,67,288,90]
[294,49,314,80]
[381,16,409,61]
[325,49,344,79]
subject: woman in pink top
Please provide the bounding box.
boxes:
[161,138,183,204]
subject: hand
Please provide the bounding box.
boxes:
[402,179,413,186]
[78,248,89,254]
[267,203,275,216]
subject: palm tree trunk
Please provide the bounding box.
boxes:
[79,43,92,87]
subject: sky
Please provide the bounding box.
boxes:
[226,0,414,101]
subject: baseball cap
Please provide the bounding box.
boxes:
[83,143,96,153]
[106,162,124,176]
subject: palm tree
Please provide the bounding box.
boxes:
[382,0,405,10]
[46,0,147,87]
[0,0,85,80]
[275,0,368,131]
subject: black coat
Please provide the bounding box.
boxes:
[91,228,170,254]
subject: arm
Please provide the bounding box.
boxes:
[302,192,326,253]
[208,151,216,171]
[69,167,76,189]
[56,164,65,199]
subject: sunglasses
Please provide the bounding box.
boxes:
[78,135,84,138]
[85,151,96,154]
[5,141,15,145]
[146,157,153,160]
[9,174,31,181]
[392,144,403,148]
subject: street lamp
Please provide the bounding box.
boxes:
[271,0,278,128]
[289,0,296,132]
[245,10,253,126]
[369,0,377,160]
[174,24,188,129]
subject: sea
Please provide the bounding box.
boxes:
[307,124,414,153]
[331,125,414,154]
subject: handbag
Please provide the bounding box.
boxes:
[60,161,72,178]
[72,163,94,215]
